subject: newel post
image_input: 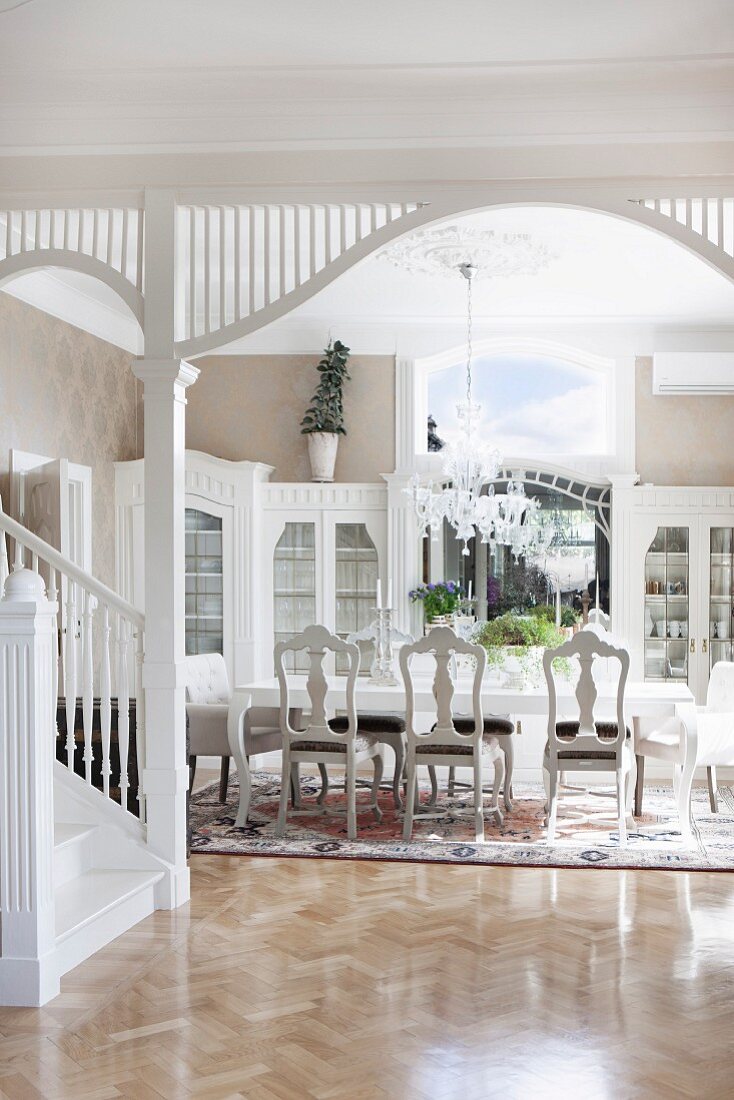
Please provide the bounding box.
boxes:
[0,568,59,1006]
[133,358,199,908]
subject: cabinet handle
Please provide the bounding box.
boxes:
[690,638,696,653]
[703,638,708,654]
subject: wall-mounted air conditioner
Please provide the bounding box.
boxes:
[653,353,734,395]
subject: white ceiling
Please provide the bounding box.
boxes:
[6,204,734,355]
[0,0,732,154]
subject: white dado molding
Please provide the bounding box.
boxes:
[261,484,386,510]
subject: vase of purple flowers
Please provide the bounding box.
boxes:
[409,580,464,632]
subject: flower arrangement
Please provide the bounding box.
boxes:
[473,612,569,684]
[408,580,464,623]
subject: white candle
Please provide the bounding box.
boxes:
[387,579,393,609]
[468,580,473,601]
[596,573,600,611]
[376,577,382,610]
[555,583,561,628]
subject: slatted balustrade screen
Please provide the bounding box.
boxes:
[176,202,422,341]
[0,208,144,289]
[634,198,734,259]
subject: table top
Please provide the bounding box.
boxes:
[236,675,694,717]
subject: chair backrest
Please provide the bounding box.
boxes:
[706,661,734,713]
[182,653,231,705]
[275,624,360,747]
[399,625,487,750]
[587,608,611,629]
[543,629,629,759]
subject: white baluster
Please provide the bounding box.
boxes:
[48,569,59,739]
[248,205,256,313]
[219,206,226,328]
[82,590,95,784]
[31,552,38,574]
[117,616,131,811]
[64,580,77,771]
[0,504,10,595]
[121,207,129,280]
[13,538,24,572]
[264,205,272,304]
[189,205,197,339]
[100,605,112,798]
[204,205,211,333]
[135,208,144,292]
[135,628,146,823]
[234,205,241,318]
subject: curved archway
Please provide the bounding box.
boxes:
[175,195,734,358]
[0,250,144,331]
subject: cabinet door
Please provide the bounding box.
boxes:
[642,522,699,691]
[333,522,380,674]
[697,517,734,702]
[271,519,318,673]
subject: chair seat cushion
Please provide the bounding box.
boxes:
[329,713,406,735]
[293,732,377,754]
[451,716,515,737]
[545,722,631,760]
[417,737,500,757]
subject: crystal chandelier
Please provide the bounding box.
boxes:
[405,262,539,556]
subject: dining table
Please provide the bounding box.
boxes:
[231,674,697,816]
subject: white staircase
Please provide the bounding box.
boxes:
[0,503,185,1007]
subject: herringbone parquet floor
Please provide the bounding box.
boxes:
[2,834,734,1096]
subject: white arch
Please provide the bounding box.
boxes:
[0,250,144,330]
[178,195,734,356]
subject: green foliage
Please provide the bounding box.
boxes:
[409,581,463,622]
[475,612,565,651]
[526,603,580,629]
[300,340,352,435]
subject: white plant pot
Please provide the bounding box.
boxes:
[307,432,339,482]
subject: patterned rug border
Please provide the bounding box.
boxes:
[190,773,734,874]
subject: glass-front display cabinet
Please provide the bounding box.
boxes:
[185,507,224,656]
[643,526,690,683]
[273,522,316,672]
[708,527,734,673]
[335,522,378,673]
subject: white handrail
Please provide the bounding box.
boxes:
[0,509,143,628]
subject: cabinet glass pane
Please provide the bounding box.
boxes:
[335,523,378,674]
[643,526,689,684]
[709,527,734,672]
[274,522,316,672]
[185,508,224,657]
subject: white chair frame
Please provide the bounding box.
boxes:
[400,626,504,843]
[275,624,384,841]
[543,630,635,847]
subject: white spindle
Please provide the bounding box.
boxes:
[264,205,272,304]
[339,204,347,254]
[13,537,24,572]
[48,568,59,739]
[702,198,709,243]
[31,552,38,573]
[100,605,112,798]
[136,208,144,291]
[82,590,95,784]
[92,209,99,259]
[4,210,11,258]
[106,207,114,267]
[204,206,211,333]
[189,206,197,339]
[121,207,129,280]
[135,629,146,822]
[249,206,256,314]
[309,205,317,277]
[20,210,27,251]
[77,208,83,252]
[117,616,131,811]
[234,205,241,317]
[219,206,226,328]
[279,205,287,298]
[0,502,9,594]
[64,580,77,771]
[325,203,332,265]
[295,206,302,287]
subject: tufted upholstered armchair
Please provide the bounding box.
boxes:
[183,653,303,813]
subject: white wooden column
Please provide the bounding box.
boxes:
[132,358,199,907]
[383,473,423,638]
[0,568,59,1006]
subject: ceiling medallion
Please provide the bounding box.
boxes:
[378,224,556,280]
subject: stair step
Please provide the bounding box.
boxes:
[54,869,164,977]
[53,823,96,888]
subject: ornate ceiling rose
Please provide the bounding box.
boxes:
[377,224,556,280]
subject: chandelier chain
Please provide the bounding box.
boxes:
[466,273,473,406]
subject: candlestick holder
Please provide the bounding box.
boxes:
[368,607,400,686]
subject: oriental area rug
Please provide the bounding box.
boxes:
[189,770,734,872]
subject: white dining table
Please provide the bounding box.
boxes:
[231,675,696,815]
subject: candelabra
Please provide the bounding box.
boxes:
[368,607,400,686]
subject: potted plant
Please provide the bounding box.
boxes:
[300,339,351,482]
[473,612,567,687]
[409,581,464,632]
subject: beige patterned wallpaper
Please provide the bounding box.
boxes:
[0,294,139,591]
[635,356,734,486]
[186,353,395,481]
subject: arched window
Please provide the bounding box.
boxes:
[426,352,609,457]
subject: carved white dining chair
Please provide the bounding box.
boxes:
[400,626,505,843]
[543,630,634,846]
[634,660,734,841]
[275,624,384,841]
